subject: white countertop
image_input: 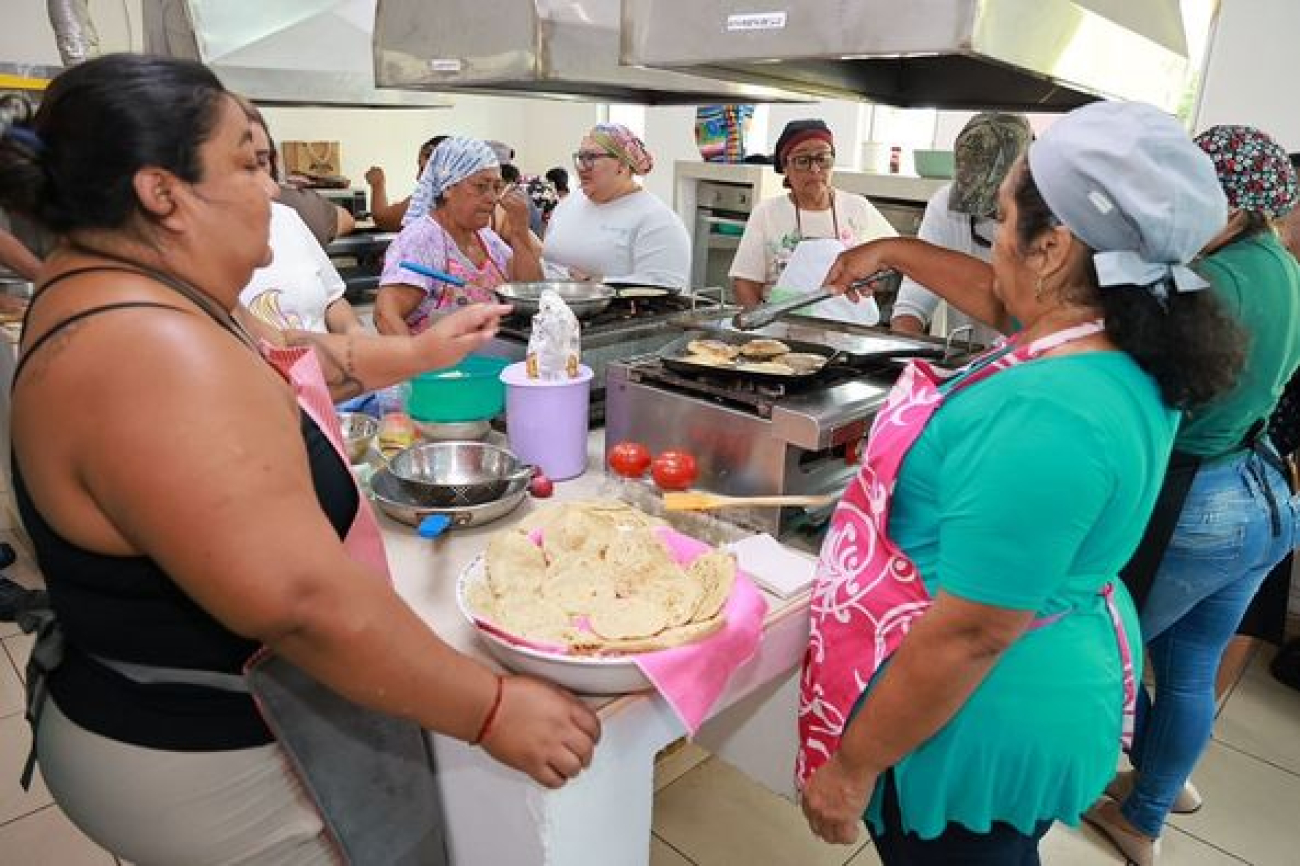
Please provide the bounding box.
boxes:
[378,430,814,864]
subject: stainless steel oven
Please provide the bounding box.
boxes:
[691,181,753,299]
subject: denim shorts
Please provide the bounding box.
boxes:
[1140,449,1300,641]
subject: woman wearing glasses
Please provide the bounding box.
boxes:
[375,137,543,336]
[730,119,895,320]
[542,123,691,289]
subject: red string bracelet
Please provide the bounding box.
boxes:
[471,674,506,746]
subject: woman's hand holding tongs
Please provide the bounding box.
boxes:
[823,240,900,303]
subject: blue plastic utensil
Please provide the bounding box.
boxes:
[417,514,453,539]
[399,260,467,287]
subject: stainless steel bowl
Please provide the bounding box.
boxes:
[494,281,616,319]
[386,441,534,507]
[337,412,378,463]
[370,467,528,528]
[413,418,492,442]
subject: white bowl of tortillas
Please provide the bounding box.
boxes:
[457,501,738,695]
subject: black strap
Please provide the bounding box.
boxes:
[16,255,261,385]
[13,301,191,386]
[1119,450,1202,612]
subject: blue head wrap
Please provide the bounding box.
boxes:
[403,137,499,225]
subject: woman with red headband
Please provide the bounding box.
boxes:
[730,119,895,321]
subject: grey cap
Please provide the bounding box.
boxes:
[1027,101,1227,294]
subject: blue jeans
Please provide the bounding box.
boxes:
[1123,450,1300,836]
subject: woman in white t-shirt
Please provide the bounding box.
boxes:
[237,98,366,336]
[240,202,361,334]
[730,120,895,322]
[543,123,691,289]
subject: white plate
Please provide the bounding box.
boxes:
[456,555,653,695]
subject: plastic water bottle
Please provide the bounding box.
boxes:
[376,382,411,415]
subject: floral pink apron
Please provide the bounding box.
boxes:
[796,321,1138,787]
[407,225,508,334]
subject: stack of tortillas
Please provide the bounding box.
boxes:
[465,501,737,654]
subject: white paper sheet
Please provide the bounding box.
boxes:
[771,238,880,326]
[725,533,818,598]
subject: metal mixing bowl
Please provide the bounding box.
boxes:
[386,441,534,507]
[494,281,616,319]
[337,412,378,463]
[370,467,528,528]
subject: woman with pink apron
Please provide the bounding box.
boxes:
[797,101,1246,865]
[375,137,543,336]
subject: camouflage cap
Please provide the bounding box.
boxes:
[949,113,1034,218]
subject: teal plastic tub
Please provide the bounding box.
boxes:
[408,355,510,423]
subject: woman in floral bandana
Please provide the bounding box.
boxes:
[1083,124,1300,866]
[542,123,691,288]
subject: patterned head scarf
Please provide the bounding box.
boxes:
[1194,125,1298,219]
[588,123,655,175]
[950,112,1034,218]
[403,137,499,225]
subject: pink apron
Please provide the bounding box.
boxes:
[258,342,390,578]
[243,343,450,864]
[408,227,507,333]
[796,322,1138,787]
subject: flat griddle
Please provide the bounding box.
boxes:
[658,330,842,387]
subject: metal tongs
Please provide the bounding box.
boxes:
[731,268,896,331]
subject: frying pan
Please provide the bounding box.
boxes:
[603,280,681,299]
[658,330,843,387]
[493,281,615,319]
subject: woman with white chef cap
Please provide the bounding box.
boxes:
[798,101,1245,864]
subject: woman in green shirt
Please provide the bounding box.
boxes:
[1085,125,1300,866]
[798,103,1245,865]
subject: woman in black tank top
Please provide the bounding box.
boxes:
[0,54,598,864]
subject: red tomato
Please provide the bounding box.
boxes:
[607,441,653,478]
[651,451,698,491]
[529,473,555,498]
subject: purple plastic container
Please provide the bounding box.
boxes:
[499,362,593,481]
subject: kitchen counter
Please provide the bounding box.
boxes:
[673,159,948,224]
[383,430,813,865]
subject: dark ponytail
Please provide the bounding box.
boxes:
[0,53,228,235]
[1015,164,1246,411]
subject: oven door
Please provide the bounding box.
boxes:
[692,211,748,299]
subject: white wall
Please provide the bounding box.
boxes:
[0,0,141,63]
[1195,0,1300,148]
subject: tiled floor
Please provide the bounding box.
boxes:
[0,521,1298,865]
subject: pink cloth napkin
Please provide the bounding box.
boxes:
[635,528,769,735]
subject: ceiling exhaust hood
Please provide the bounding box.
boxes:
[373,0,809,105]
[142,0,451,109]
[622,0,1207,112]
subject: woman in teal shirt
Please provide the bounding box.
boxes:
[799,103,1246,864]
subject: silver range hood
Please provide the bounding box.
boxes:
[373,0,808,105]
[623,0,1207,112]
[142,0,451,109]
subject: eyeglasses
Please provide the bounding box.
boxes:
[464,180,508,198]
[788,152,836,172]
[572,150,617,169]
